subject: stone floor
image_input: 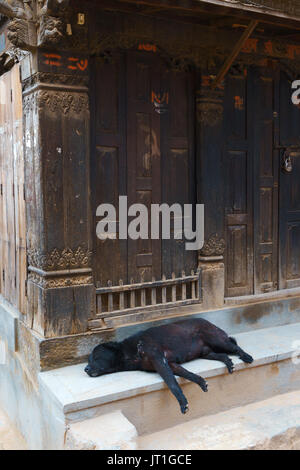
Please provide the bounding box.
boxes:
[0,408,27,450]
[139,390,300,450]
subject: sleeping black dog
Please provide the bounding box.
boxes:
[85,318,253,414]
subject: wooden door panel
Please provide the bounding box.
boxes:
[253,70,279,294]
[227,225,249,289]
[92,55,127,286]
[225,74,253,297]
[127,52,161,283]
[161,68,197,278]
[279,72,300,289]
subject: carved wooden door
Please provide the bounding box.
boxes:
[278,71,300,289]
[127,52,162,283]
[225,66,279,297]
[224,72,254,297]
[252,67,279,294]
[127,51,197,283]
[92,51,197,286]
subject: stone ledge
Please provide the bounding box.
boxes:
[39,322,300,414]
[2,293,300,372]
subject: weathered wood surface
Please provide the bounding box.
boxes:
[0,64,26,314]
[92,50,197,290]
[90,270,201,330]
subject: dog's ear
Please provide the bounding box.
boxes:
[103,342,121,353]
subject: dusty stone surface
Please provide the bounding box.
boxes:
[139,390,300,450]
[0,407,27,450]
[65,411,138,450]
[199,261,225,309]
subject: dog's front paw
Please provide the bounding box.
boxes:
[226,359,235,374]
[180,401,189,414]
[199,378,208,392]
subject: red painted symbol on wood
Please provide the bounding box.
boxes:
[138,44,157,53]
[151,91,169,114]
[43,53,62,67]
[151,91,169,105]
[234,96,244,111]
[67,57,88,71]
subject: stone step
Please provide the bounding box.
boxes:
[39,322,300,437]
[139,390,300,450]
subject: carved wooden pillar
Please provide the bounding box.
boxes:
[17,11,93,337]
[197,74,226,308]
[0,2,97,341]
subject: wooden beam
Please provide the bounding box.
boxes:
[108,0,300,30]
[211,19,258,89]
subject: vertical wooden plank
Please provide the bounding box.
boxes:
[119,280,125,310]
[96,293,102,315]
[0,65,26,313]
[224,71,254,297]
[151,276,156,305]
[91,54,128,287]
[252,66,279,294]
[171,272,176,302]
[181,271,186,300]
[130,278,136,308]
[127,51,162,283]
[191,270,196,299]
[141,288,146,307]
[107,280,113,312]
[161,65,197,279]
[161,274,167,303]
[11,65,27,314]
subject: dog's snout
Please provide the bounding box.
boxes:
[85,365,91,374]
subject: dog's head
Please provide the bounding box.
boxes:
[84,342,122,377]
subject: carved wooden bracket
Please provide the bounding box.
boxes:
[0,0,70,51]
[200,234,226,258]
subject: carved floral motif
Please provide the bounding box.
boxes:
[28,272,93,288]
[197,102,224,127]
[22,71,89,91]
[200,234,226,257]
[28,246,92,271]
[23,89,89,114]
[37,90,89,114]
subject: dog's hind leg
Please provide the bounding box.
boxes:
[207,336,254,365]
[169,363,208,392]
[151,355,189,414]
[221,337,254,364]
[203,352,235,374]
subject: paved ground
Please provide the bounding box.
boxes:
[0,408,27,450]
[139,390,300,450]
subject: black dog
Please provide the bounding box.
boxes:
[85,318,253,414]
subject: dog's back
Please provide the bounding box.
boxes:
[123,318,228,365]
